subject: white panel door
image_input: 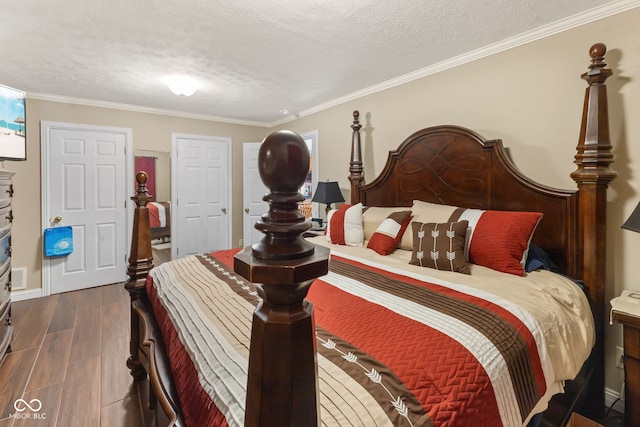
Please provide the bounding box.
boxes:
[242,142,268,248]
[172,134,231,258]
[42,123,130,294]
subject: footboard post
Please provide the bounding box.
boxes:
[235,130,329,427]
[571,43,616,421]
[125,171,155,380]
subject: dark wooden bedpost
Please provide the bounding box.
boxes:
[125,171,155,380]
[348,110,364,204]
[570,43,616,421]
[234,130,330,427]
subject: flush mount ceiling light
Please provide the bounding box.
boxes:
[165,75,199,97]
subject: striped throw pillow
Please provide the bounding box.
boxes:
[366,211,412,255]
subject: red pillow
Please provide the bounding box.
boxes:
[449,208,543,276]
[366,211,412,255]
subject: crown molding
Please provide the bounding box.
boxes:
[277,0,640,126]
[26,92,271,128]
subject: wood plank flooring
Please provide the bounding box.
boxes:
[0,282,141,427]
[0,248,170,427]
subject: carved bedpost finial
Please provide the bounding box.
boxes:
[585,43,609,80]
[134,171,153,205]
[234,129,329,427]
[125,170,155,381]
[349,110,364,204]
[127,171,154,283]
[572,42,616,185]
[251,130,314,260]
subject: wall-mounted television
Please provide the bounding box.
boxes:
[0,84,26,161]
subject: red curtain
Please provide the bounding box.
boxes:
[134,156,156,201]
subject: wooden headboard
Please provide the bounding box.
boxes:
[348,42,615,421]
[348,122,578,275]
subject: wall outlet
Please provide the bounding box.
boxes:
[616,346,624,369]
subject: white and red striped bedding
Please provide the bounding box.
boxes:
[146,242,594,426]
[149,201,170,229]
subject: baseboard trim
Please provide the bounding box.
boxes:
[10,288,43,302]
[605,386,625,414]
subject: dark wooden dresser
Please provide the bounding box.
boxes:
[0,170,14,364]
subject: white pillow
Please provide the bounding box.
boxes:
[325,203,364,246]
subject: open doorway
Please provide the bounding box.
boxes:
[134,149,171,265]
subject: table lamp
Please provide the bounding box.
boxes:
[622,202,640,232]
[312,181,344,218]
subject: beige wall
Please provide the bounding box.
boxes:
[277,9,640,396]
[9,101,267,294]
[8,6,639,397]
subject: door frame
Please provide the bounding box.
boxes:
[171,133,232,259]
[40,121,133,297]
[242,141,267,248]
[301,130,319,219]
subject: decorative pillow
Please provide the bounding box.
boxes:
[399,200,460,250]
[362,206,407,241]
[409,221,471,274]
[326,203,364,246]
[366,211,412,255]
[449,208,543,276]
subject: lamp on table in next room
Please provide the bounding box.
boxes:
[622,201,640,233]
[312,181,344,219]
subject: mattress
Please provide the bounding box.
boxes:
[146,239,594,426]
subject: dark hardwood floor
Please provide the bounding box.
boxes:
[0,247,172,427]
[151,245,171,265]
[0,282,141,427]
[0,243,626,426]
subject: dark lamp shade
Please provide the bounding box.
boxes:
[622,202,640,233]
[311,181,344,206]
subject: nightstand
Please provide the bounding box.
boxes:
[611,290,640,427]
[302,227,325,238]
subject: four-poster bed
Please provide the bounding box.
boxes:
[125,43,615,426]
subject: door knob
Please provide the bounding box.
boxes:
[244,208,249,213]
[54,216,62,224]
[221,207,227,214]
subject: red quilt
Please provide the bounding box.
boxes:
[147,248,551,426]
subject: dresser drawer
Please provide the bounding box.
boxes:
[0,180,12,209]
[0,233,9,269]
[0,206,11,236]
[0,301,12,361]
[0,264,9,308]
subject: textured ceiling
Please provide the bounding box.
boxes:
[0,0,630,126]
